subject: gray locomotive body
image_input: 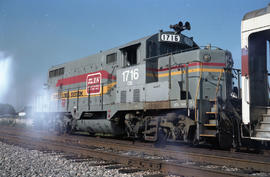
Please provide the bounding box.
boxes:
[47,30,234,145]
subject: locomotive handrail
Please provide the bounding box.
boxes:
[214,71,223,116]
[76,88,79,110]
[56,83,103,101]
[194,62,203,122]
[186,63,189,116]
[143,46,200,61]
[58,83,101,92]
[231,68,241,98]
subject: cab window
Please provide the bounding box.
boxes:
[121,43,140,67]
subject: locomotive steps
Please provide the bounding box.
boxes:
[254,107,270,139]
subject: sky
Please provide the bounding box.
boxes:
[0,0,269,110]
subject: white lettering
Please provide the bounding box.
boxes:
[160,34,181,42]
[122,68,139,83]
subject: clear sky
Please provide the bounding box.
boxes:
[0,0,269,110]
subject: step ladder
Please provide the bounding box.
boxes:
[199,71,222,138]
[254,108,270,140]
[200,99,218,138]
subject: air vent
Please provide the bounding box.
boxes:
[120,91,127,103]
[133,89,140,102]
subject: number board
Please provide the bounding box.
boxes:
[159,33,194,46]
[159,33,181,43]
[117,65,145,88]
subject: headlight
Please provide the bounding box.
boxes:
[18,112,26,116]
[203,54,211,62]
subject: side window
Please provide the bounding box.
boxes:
[49,71,53,78]
[55,69,59,76]
[59,67,64,75]
[49,67,65,78]
[106,53,117,64]
[121,43,140,67]
[147,41,157,58]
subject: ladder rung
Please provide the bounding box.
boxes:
[206,112,218,114]
[204,124,216,127]
[200,134,216,137]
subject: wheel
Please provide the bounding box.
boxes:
[55,122,64,135]
[154,128,167,147]
[66,122,73,134]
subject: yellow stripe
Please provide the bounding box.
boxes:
[53,82,116,100]
[54,68,224,100]
[157,68,224,78]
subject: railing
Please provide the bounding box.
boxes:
[231,68,241,99]
[54,83,105,112]
[194,62,203,122]
[144,46,200,61]
[214,71,223,118]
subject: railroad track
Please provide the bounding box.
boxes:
[0,126,269,177]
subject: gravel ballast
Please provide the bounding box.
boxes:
[0,141,159,177]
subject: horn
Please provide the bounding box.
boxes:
[178,21,183,28]
[185,21,191,30]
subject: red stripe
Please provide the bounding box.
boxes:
[56,70,116,87]
[241,48,249,76]
[56,62,225,87]
[189,62,225,67]
[147,62,226,72]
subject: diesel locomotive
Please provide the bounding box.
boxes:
[46,21,238,148]
[44,4,270,148]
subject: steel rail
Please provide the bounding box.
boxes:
[0,133,248,177]
[0,127,270,174]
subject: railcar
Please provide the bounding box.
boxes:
[46,21,237,147]
[241,4,270,142]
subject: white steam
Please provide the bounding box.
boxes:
[32,88,59,113]
[0,52,12,102]
[27,84,61,130]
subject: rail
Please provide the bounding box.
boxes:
[1,126,270,176]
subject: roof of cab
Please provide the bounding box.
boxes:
[49,34,154,70]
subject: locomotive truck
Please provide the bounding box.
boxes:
[43,4,270,148]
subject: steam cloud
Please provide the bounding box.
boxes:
[0,51,12,102]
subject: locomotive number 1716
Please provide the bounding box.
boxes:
[122,68,139,84]
[160,34,180,42]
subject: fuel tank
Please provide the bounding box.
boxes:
[74,119,124,136]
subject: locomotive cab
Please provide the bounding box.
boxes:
[114,22,235,145]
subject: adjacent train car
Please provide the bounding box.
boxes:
[241,4,270,141]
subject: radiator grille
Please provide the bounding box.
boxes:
[133,89,140,102]
[120,91,127,103]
